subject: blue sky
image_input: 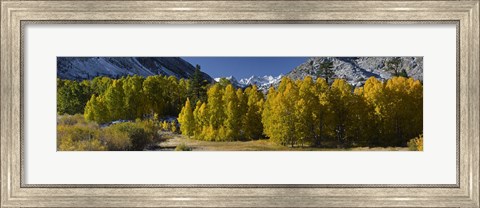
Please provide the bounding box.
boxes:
[182,57,308,79]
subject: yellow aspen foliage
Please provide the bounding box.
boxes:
[282,81,299,147]
[295,76,317,146]
[414,135,423,151]
[84,95,96,122]
[382,77,423,146]
[327,79,353,147]
[197,102,209,139]
[203,125,216,141]
[207,84,225,130]
[261,86,278,139]
[263,78,299,146]
[84,94,109,124]
[122,75,145,120]
[312,77,330,146]
[363,76,384,109]
[294,98,310,147]
[170,121,178,133]
[236,88,248,139]
[193,101,203,137]
[408,134,423,151]
[223,85,241,140]
[161,121,170,131]
[143,76,166,116]
[172,74,422,148]
[243,85,264,140]
[104,79,125,120]
[178,98,195,137]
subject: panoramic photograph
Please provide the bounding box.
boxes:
[57,57,423,151]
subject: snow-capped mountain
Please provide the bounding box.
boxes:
[57,57,214,82]
[239,75,283,90]
[214,74,283,91]
[214,76,244,87]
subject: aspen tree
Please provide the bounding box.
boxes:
[222,85,242,140]
[178,98,195,137]
[244,85,264,140]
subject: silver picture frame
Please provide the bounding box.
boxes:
[1,1,478,207]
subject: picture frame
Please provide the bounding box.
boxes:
[1,0,478,207]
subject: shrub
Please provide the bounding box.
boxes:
[408,134,423,151]
[161,121,170,131]
[74,139,107,151]
[137,119,160,142]
[101,126,132,151]
[58,114,89,126]
[170,121,178,133]
[129,127,149,151]
[57,115,159,151]
[110,122,153,151]
[57,124,106,151]
[175,143,192,151]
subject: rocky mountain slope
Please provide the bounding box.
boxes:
[57,57,214,82]
[286,57,423,87]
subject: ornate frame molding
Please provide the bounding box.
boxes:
[1,1,478,207]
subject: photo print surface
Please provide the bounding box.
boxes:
[57,57,423,151]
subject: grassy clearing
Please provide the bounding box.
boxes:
[154,132,409,151]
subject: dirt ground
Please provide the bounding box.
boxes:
[150,131,410,151]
